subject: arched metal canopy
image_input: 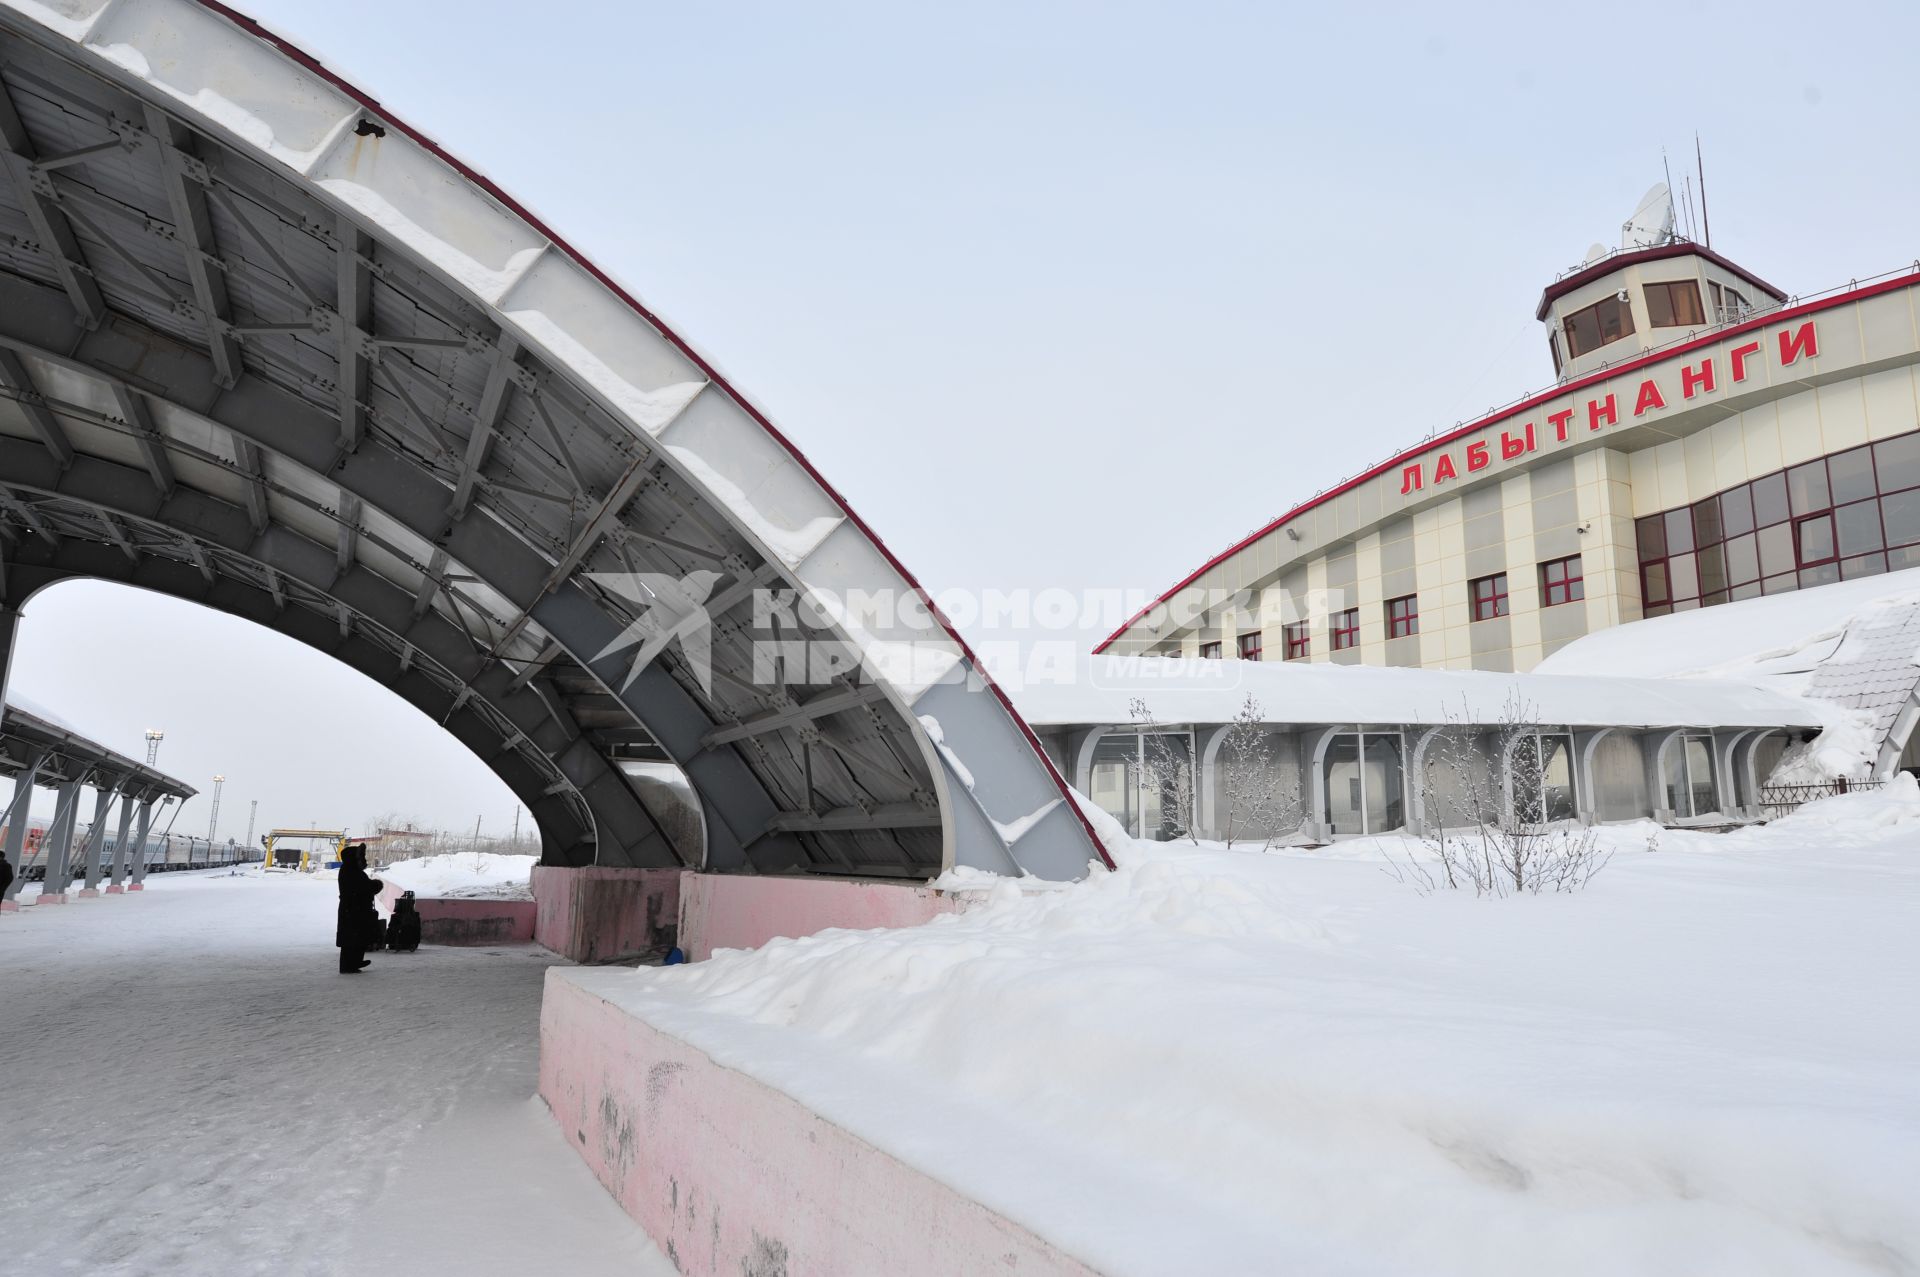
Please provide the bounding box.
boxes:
[0,0,1105,880]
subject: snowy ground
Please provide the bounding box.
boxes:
[612,784,1920,1277]
[0,869,672,1276]
[377,851,536,899]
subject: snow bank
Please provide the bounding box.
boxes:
[379,852,535,900]
[613,782,1920,1275]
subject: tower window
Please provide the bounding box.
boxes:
[1562,295,1635,359]
[1645,279,1705,328]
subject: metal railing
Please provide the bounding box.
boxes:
[1756,777,1885,818]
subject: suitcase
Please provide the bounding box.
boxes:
[388,891,422,952]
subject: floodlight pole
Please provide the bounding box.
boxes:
[206,774,225,842]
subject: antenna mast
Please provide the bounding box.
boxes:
[1695,134,1711,248]
[1662,151,1677,238]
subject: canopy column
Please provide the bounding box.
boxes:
[77,781,121,897]
[106,791,140,892]
[0,601,18,733]
[0,747,44,910]
[128,797,163,890]
[35,772,85,903]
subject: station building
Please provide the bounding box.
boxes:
[1098,234,1920,675]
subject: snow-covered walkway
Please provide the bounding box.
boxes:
[0,869,672,1276]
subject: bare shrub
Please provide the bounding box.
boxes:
[1216,694,1302,849]
[1127,698,1197,843]
[1385,692,1611,896]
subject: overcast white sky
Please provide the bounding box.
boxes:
[10,0,1920,837]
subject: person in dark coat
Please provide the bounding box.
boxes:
[335,843,383,974]
[0,849,13,901]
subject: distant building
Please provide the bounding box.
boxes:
[1100,193,1920,675]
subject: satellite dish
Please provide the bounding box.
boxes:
[1621,182,1675,250]
[1585,242,1607,264]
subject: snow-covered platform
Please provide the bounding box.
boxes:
[0,867,673,1275]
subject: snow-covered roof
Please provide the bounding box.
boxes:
[1537,568,1920,683]
[1012,655,1823,731]
[1,700,197,798]
[1538,569,1920,774]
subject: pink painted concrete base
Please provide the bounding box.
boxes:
[126,882,144,891]
[104,885,124,895]
[77,888,101,898]
[375,880,537,946]
[35,893,67,905]
[530,866,963,965]
[540,968,1098,1276]
[0,899,19,912]
[414,897,536,946]
[678,872,960,961]
[530,866,679,963]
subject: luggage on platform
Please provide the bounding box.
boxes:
[388,891,422,952]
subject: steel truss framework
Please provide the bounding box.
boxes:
[0,2,1103,879]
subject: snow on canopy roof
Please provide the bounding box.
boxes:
[3,696,197,797]
[6,689,86,737]
[1537,567,1920,683]
[1013,654,1822,731]
[1538,569,1920,769]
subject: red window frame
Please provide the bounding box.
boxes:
[1330,608,1360,650]
[1470,573,1509,621]
[1539,555,1585,607]
[1634,430,1920,615]
[1236,631,1262,661]
[1199,641,1221,660]
[1283,623,1309,661]
[1793,513,1837,568]
[1385,594,1418,638]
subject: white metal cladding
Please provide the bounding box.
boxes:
[0,0,1105,880]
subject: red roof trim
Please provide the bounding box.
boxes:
[1533,242,1787,321]
[1094,269,1920,654]
[180,2,1114,870]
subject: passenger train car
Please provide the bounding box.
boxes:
[3,818,261,880]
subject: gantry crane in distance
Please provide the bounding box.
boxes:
[262,830,351,873]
